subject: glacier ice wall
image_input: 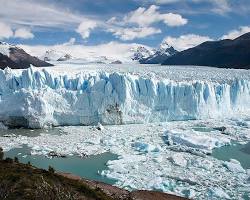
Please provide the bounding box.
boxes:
[0,67,249,128]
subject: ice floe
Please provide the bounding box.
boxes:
[0,118,249,199]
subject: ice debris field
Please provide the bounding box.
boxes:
[0,64,250,199]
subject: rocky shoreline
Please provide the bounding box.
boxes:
[59,172,187,200]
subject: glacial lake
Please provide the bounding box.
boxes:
[4,145,118,185]
[212,142,250,169]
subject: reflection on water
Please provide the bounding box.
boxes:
[212,142,250,169]
[4,145,118,185]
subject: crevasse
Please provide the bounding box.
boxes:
[0,67,249,128]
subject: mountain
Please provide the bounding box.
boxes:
[43,50,72,61]
[140,41,178,64]
[0,42,53,69]
[162,32,250,69]
[131,46,153,61]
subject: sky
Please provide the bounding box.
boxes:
[0,0,250,54]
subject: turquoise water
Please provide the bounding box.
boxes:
[212,142,250,169]
[4,145,118,185]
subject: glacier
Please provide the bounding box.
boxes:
[0,65,249,128]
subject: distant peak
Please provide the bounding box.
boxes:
[0,41,16,47]
[0,41,9,45]
[131,46,152,61]
[234,32,250,41]
[159,41,171,50]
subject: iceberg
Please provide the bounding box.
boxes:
[0,65,249,128]
[163,129,230,152]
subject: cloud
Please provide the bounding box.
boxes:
[63,38,76,46]
[107,5,187,41]
[155,0,180,4]
[221,26,250,40]
[0,21,34,40]
[139,0,234,15]
[0,0,83,28]
[163,34,213,51]
[0,22,13,39]
[14,28,34,39]
[76,20,97,39]
[0,0,99,40]
[124,5,187,27]
[109,26,161,41]
[209,0,231,15]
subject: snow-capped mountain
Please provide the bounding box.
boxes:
[131,46,153,61]
[0,42,53,69]
[42,50,73,62]
[139,41,178,64]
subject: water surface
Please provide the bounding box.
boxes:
[4,145,118,185]
[212,142,250,169]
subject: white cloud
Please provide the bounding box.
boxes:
[155,0,180,4]
[106,5,187,41]
[125,5,187,27]
[0,22,13,39]
[76,20,97,39]
[63,38,76,46]
[141,0,234,15]
[209,0,231,15]
[0,0,83,28]
[162,13,188,26]
[221,26,250,40]
[163,34,213,51]
[137,0,181,5]
[0,0,99,40]
[110,26,161,41]
[14,28,34,39]
[191,0,231,14]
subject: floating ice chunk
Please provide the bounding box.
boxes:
[163,129,230,151]
[208,187,230,199]
[223,159,245,173]
[96,122,104,131]
[132,142,161,153]
[168,153,187,167]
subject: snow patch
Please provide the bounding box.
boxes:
[0,42,11,57]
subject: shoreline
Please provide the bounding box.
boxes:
[0,157,187,200]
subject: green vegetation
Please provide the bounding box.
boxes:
[48,165,55,174]
[0,154,113,200]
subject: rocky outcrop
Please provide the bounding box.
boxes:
[0,42,53,69]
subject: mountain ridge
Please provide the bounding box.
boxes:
[132,42,178,64]
[162,32,250,69]
[0,42,53,69]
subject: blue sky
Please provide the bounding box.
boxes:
[0,0,250,50]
